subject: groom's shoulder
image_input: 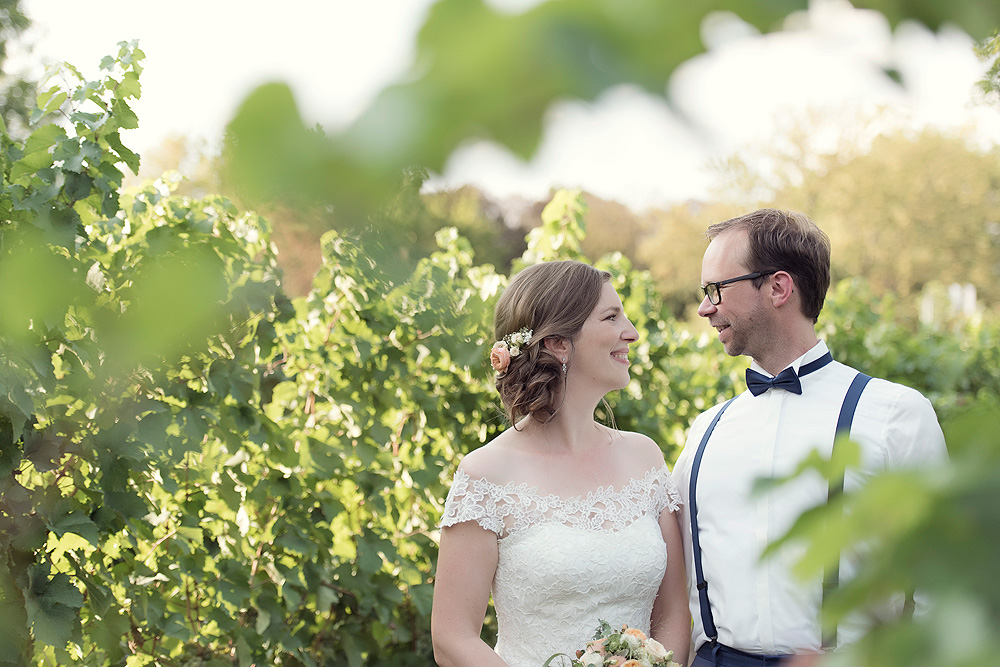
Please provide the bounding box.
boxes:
[832,360,936,410]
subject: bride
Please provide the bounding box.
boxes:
[431,260,690,667]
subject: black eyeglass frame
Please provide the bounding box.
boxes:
[701,270,778,305]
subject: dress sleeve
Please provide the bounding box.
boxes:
[653,465,683,516]
[440,468,505,536]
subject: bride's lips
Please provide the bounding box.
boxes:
[611,349,630,364]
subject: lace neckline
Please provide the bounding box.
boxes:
[454,464,669,504]
[442,464,682,538]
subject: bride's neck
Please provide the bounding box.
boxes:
[522,403,610,455]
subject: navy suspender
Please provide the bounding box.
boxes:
[688,361,870,653]
[689,396,738,644]
[822,372,872,650]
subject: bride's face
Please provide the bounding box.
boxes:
[570,282,639,391]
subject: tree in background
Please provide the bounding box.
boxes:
[128,134,224,199]
[635,200,746,319]
[573,118,1000,323]
[712,118,1000,319]
[802,130,1000,310]
[575,193,643,263]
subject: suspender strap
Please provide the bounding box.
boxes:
[822,372,872,651]
[689,396,737,644]
[827,372,872,500]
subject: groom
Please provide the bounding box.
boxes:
[672,209,946,666]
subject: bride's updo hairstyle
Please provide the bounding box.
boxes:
[493,260,611,425]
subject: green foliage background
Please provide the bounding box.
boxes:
[1,2,999,666]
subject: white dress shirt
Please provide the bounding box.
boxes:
[673,341,947,655]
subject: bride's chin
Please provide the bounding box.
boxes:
[610,376,631,391]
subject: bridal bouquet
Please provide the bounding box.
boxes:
[542,620,682,667]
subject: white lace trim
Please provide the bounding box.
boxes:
[440,465,681,539]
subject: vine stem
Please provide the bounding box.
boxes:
[140,528,178,566]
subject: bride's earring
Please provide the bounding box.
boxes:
[562,358,567,376]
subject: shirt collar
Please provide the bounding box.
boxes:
[749,340,829,378]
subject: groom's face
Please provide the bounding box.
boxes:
[698,229,773,360]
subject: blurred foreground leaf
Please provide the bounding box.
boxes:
[774,400,1000,667]
[224,0,1000,221]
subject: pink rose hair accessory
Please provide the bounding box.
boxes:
[490,327,533,374]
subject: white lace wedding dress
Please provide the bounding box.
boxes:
[441,465,682,667]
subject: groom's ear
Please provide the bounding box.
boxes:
[770,271,795,308]
[543,336,570,360]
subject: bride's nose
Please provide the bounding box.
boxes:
[622,319,639,343]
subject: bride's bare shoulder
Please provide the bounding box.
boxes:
[609,428,668,472]
[456,428,526,483]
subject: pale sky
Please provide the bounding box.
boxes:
[16,0,1000,211]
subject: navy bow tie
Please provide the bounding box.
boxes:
[745,351,834,396]
[746,367,801,396]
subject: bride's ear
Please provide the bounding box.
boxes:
[543,336,570,360]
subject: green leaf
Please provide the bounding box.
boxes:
[104,131,139,173]
[10,125,64,182]
[97,241,229,370]
[356,532,388,576]
[25,567,83,648]
[110,96,139,130]
[409,583,434,618]
[31,89,67,125]
[119,70,141,99]
[49,509,100,546]
[236,636,254,667]
[63,172,93,202]
[22,428,63,472]
[21,123,66,157]
[86,608,130,663]
[341,631,364,667]
[0,237,87,344]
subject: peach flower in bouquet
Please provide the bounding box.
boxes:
[543,620,682,667]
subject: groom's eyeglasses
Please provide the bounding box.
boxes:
[701,271,777,305]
